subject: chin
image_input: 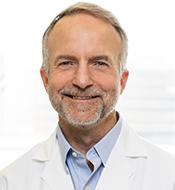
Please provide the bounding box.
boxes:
[63,109,113,130]
[65,114,101,130]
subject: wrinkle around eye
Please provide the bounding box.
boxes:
[55,61,76,70]
[89,61,111,70]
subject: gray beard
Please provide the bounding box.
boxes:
[48,88,117,129]
[57,98,114,129]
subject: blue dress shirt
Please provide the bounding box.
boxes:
[56,114,122,190]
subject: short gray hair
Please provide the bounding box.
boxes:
[42,2,128,74]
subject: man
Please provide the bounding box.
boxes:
[0,2,175,190]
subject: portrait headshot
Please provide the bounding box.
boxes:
[0,1,175,190]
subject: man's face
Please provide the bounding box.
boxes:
[41,14,128,129]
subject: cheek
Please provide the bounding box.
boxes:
[96,75,121,102]
[95,74,119,92]
[48,71,73,91]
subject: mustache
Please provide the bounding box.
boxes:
[60,87,105,97]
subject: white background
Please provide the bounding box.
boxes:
[0,0,175,169]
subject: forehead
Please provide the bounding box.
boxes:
[47,13,122,45]
[45,14,122,63]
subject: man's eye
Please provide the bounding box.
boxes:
[58,61,73,66]
[93,61,109,67]
[56,61,74,69]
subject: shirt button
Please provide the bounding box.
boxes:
[72,151,78,157]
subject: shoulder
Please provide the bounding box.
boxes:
[0,141,44,176]
[0,143,41,190]
[120,120,175,170]
[130,128,175,178]
[0,130,57,188]
[141,136,175,166]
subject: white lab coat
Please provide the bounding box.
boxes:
[1,120,175,190]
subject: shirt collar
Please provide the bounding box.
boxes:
[56,126,71,173]
[94,113,122,166]
[56,112,122,170]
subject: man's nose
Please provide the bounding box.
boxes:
[72,63,93,89]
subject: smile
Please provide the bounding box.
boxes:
[63,94,100,100]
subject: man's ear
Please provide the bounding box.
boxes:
[40,68,49,93]
[120,70,129,94]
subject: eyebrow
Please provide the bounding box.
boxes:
[54,55,78,63]
[89,55,111,62]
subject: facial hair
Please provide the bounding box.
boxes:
[48,86,118,129]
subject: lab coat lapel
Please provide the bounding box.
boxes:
[96,121,148,190]
[96,145,134,190]
[32,130,74,190]
[40,148,73,190]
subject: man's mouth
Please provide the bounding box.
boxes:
[63,94,100,100]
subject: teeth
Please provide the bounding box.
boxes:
[72,96,93,100]
[64,94,99,100]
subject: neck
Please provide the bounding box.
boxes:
[59,111,118,156]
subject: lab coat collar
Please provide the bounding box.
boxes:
[96,118,148,190]
[31,116,148,162]
[32,130,57,162]
[32,130,74,190]
[31,117,148,190]
[119,118,148,158]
